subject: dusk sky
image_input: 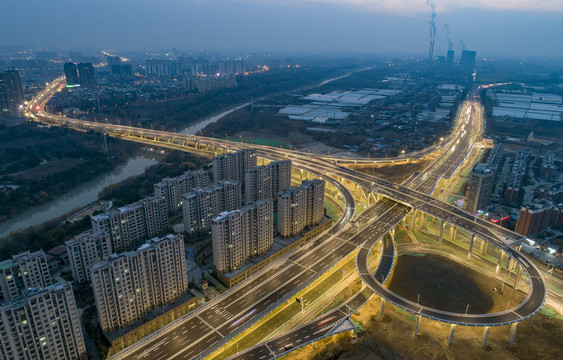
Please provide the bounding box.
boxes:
[2,0,562,58]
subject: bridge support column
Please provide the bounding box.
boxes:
[438,221,445,245]
[528,315,534,327]
[413,316,421,337]
[480,239,488,256]
[468,234,476,260]
[508,322,518,344]
[390,228,395,242]
[481,326,490,348]
[450,226,457,242]
[380,300,385,316]
[514,266,523,289]
[496,252,504,275]
[448,324,456,346]
[411,209,417,230]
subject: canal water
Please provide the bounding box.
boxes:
[0,156,157,238]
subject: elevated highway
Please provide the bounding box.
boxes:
[23,79,546,358]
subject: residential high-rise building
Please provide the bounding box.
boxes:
[302,179,325,227]
[185,74,237,93]
[13,250,53,293]
[245,160,291,204]
[140,196,169,239]
[154,169,209,215]
[0,250,53,303]
[182,181,242,236]
[91,196,168,251]
[278,187,305,238]
[91,234,188,333]
[0,70,24,118]
[212,199,273,273]
[540,151,556,179]
[63,62,80,86]
[504,147,532,204]
[278,179,325,238]
[0,282,87,360]
[107,55,122,75]
[146,59,174,79]
[66,230,112,284]
[213,149,257,183]
[515,202,553,237]
[465,163,495,213]
[77,62,97,88]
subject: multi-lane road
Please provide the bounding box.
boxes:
[24,79,547,359]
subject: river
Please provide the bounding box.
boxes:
[0,156,158,238]
[180,102,251,135]
[179,67,367,135]
[0,68,361,238]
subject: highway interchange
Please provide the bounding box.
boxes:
[24,79,547,359]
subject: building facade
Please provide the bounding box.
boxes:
[516,201,555,237]
[91,196,168,251]
[154,169,209,215]
[465,163,495,213]
[212,199,274,273]
[91,234,188,333]
[277,179,325,238]
[213,149,257,183]
[0,282,87,360]
[244,160,291,204]
[0,250,53,303]
[66,230,112,284]
[63,62,79,86]
[182,181,242,236]
[0,69,24,118]
[77,62,97,88]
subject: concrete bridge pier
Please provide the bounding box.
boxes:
[508,322,518,344]
[468,234,476,260]
[450,226,457,242]
[514,266,523,289]
[496,252,505,275]
[390,228,395,242]
[448,324,456,346]
[506,257,512,274]
[438,220,445,245]
[480,239,488,255]
[380,300,385,316]
[528,314,535,327]
[481,326,490,348]
[413,316,421,337]
[411,209,417,230]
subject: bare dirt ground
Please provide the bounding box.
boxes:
[388,253,526,314]
[283,254,562,360]
[284,297,562,360]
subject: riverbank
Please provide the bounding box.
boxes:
[0,150,209,258]
[0,123,141,226]
[0,154,159,238]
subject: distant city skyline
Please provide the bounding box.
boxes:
[0,0,562,58]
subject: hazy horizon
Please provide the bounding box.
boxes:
[1,0,562,59]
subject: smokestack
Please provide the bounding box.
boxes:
[428,41,435,63]
[426,1,437,63]
[444,24,453,51]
